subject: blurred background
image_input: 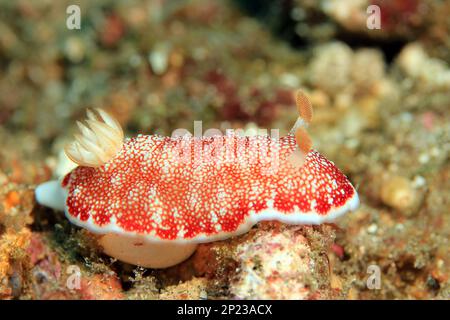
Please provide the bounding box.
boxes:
[0,0,448,299]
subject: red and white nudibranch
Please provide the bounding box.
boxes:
[35,91,359,268]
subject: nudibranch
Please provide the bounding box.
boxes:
[35,91,359,268]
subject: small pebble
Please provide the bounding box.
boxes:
[149,45,169,75]
[412,175,426,188]
[380,176,415,211]
[367,224,378,234]
[418,153,430,164]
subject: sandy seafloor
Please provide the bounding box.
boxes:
[0,0,448,299]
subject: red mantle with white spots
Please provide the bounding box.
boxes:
[62,133,358,242]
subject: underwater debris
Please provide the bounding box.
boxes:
[0,177,35,299]
[321,0,427,39]
[0,229,31,299]
[159,277,208,300]
[77,273,124,300]
[230,223,336,299]
[308,42,388,99]
[396,43,450,92]
[380,175,416,212]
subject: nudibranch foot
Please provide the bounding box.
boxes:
[98,233,197,268]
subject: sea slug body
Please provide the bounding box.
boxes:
[35,90,359,268]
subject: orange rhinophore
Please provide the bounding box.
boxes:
[293,90,313,154]
[295,90,313,124]
[295,127,312,155]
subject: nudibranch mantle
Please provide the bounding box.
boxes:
[61,134,358,243]
[35,91,359,268]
